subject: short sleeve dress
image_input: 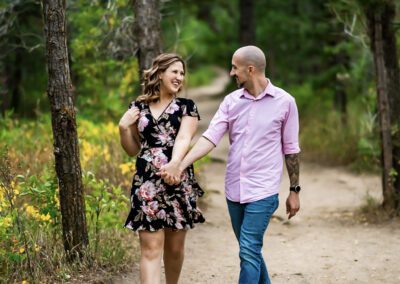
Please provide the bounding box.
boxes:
[124,97,205,231]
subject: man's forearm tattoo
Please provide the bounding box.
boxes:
[285,153,299,186]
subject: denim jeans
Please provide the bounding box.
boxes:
[227,194,279,284]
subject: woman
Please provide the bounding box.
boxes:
[118,53,205,284]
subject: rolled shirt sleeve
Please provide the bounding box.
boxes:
[282,97,300,154]
[202,96,229,146]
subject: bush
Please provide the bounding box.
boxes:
[0,114,139,282]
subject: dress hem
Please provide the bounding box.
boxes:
[123,219,205,232]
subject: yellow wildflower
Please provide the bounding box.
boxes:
[91,127,99,136]
[0,187,6,209]
[2,216,12,228]
[22,280,28,284]
[19,247,25,254]
[34,244,41,252]
[108,17,115,27]
[105,122,118,136]
[25,205,39,217]
[54,193,60,208]
[40,213,51,222]
[103,147,111,162]
[119,162,135,175]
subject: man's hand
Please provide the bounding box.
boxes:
[158,161,182,185]
[286,192,300,219]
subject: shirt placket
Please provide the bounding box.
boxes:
[239,99,256,202]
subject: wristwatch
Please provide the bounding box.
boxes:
[290,185,301,193]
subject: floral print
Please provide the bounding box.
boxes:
[138,115,149,132]
[124,98,205,231]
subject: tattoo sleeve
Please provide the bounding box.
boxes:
[285,153,300,187]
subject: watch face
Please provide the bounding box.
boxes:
[291,185,301,193]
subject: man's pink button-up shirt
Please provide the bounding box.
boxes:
[202,80,300,203]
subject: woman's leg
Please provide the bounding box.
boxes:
[163,228,187,284]
[139,230,165,284]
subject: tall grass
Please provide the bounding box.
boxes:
[0,114,138,282]
[0,112,209,282]
[292,83,380,171]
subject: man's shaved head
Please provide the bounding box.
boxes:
[233,46,266,73]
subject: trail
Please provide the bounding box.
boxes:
[113,68,400,284]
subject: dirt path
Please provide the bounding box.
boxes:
[114,69,400,284]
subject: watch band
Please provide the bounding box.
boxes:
[290,185,301,193]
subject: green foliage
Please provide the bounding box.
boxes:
[162,0,237,67]
[84,171,129,252]
[0,114,139,282]
[186,65,217,87]
[297,87,380,170]
[0,163,136,282]
[68,0,139,121]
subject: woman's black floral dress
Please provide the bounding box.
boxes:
[124,97,205,231]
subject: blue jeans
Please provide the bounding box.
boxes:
[227,194,279,284]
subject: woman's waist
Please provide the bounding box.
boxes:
[137,146,172,161]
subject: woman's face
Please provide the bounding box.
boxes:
[159,61,185,95]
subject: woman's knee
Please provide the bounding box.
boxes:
[140,233,164,260]
[141,242,163,260]
[165,243,184,258]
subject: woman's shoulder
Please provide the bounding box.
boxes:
[176,97,195,105]
[129,99,147,109]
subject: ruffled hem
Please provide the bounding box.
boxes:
[124,213,205,232]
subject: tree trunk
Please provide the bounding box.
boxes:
[239,0,255,45]
[364,0,399,210]
[0,62,10,115]
[42,0,89,258]
[11,45,22,112]
[133,0,162,79]
[334,79,347,125]
[379,1,400,206]
[332,36,349,125]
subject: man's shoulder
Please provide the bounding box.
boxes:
[271,84,296,102]
[224,88,244,102]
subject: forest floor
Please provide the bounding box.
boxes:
[112,68,400,284]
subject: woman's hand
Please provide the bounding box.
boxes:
[159,161,182,185]
[119,107,140,129]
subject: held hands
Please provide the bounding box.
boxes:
[119,106,140,129]
[158,161,183,185]
[286,192,300,219]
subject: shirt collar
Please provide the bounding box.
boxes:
[240,78,275,100]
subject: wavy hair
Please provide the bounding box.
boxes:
[136,53,186,104]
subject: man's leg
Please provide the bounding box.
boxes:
[238,194,279,284]
[226,198,245,241]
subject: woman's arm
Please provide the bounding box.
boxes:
[160,116,198,183]
[119,107,141,157]
[119,125,141,157]
[170,115,198,164]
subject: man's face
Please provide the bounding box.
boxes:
[230,54,249,88]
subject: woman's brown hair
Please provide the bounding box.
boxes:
[136,53,186,104]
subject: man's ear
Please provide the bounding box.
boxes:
[248,65,255,74]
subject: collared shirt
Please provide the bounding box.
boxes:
[202,79,300,203]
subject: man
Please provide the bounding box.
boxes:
[160,45,301,284]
